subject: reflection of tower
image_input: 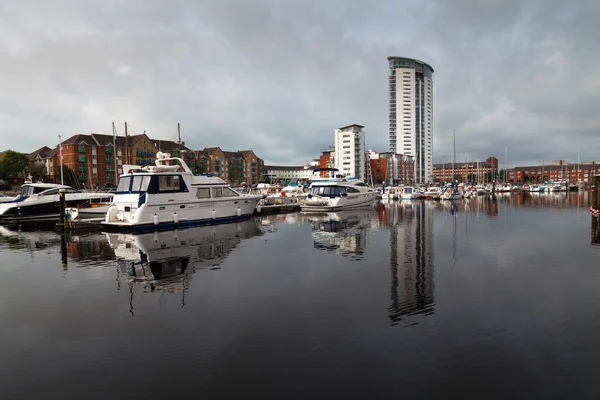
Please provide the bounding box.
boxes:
[389,202,435,325]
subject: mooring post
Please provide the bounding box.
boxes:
[59,189,66,224]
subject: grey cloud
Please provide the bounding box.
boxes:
[0,0,599,167]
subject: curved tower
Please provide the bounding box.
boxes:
[388,57,434,183]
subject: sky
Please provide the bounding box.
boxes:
[0,0,599,167]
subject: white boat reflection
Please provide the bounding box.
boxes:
[106,218,263,292]
[300,208,377,259]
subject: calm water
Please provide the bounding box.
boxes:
[1,192,599,399]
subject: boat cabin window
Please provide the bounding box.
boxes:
[146,175,189,194]
[212,187,223,198]
[132,176,150,192]
[310,186,347,197]
[221,187,240,197]
[196,188,211,199]
[346,187,359,193]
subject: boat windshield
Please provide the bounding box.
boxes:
[116,176,131,193]
[404,188,413,194]
[19,185,47,197]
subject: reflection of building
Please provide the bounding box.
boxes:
[388,202,435,325]
[303,210,377,260]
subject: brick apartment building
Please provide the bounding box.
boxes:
[26,134,265,187]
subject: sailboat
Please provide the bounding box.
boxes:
[441,129,461,200]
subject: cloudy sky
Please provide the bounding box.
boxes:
[1,0,598,166]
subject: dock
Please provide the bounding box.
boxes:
[255,197,302,215]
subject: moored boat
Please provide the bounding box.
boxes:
[0,182,113,223]
[102,152,263,232]
[300,168,377,212]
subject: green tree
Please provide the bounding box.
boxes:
[27,163,48,182]
[56,165,81,189]
[0,150,30,179]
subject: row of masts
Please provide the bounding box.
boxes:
[58,122,184,187]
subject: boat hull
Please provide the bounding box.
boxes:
[0,196,113,223]
[102,195,262,232]
[300,192,377,212]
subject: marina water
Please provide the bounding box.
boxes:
[1,191,599,398]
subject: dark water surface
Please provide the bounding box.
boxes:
[1,192,599,399]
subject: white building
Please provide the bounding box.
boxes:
[265,165,317,181]
[334,124,366,182]
[388,56,434,184]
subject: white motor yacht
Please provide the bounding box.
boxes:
[0,182,113,223]
[102,152,263,232]
[300,168,377,212]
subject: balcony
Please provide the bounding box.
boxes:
[105,147,113,155]
[79,174,87,181]
[105,157,114,164]
[77,146,86,153]
[106,165,114,172]
[78,155,87,162]
[78,164,87,172]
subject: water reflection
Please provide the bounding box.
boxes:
[382,201,436,327]
[300,209,378,260]
[107,218,264,293]
[0,224,113,264]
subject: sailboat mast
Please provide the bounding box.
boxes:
[505,145,508,184]
[452,129,455,184]
[177,122,181,152]
[124,122,128,164]
[58,134,64,186]
[112,121,118,183]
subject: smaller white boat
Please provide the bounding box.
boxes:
[400,186,419,200]
[382,186,400,201]
[441,186,461,200]
[424,187,442,200]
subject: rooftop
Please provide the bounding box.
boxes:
[387,56,434,73]
[337,124,365,130]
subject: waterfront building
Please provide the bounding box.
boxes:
[197,147,265,186]
[334,124,366,182]
[318,148,335,177]
[388,56,434,184]
[264,165,318,183]
[432,157,498,183]
[508,161,599,184]
[368,150,414,185]
[54,133,189,188]
[26,146,53,177]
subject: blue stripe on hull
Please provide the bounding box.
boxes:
[102,213,254,233]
